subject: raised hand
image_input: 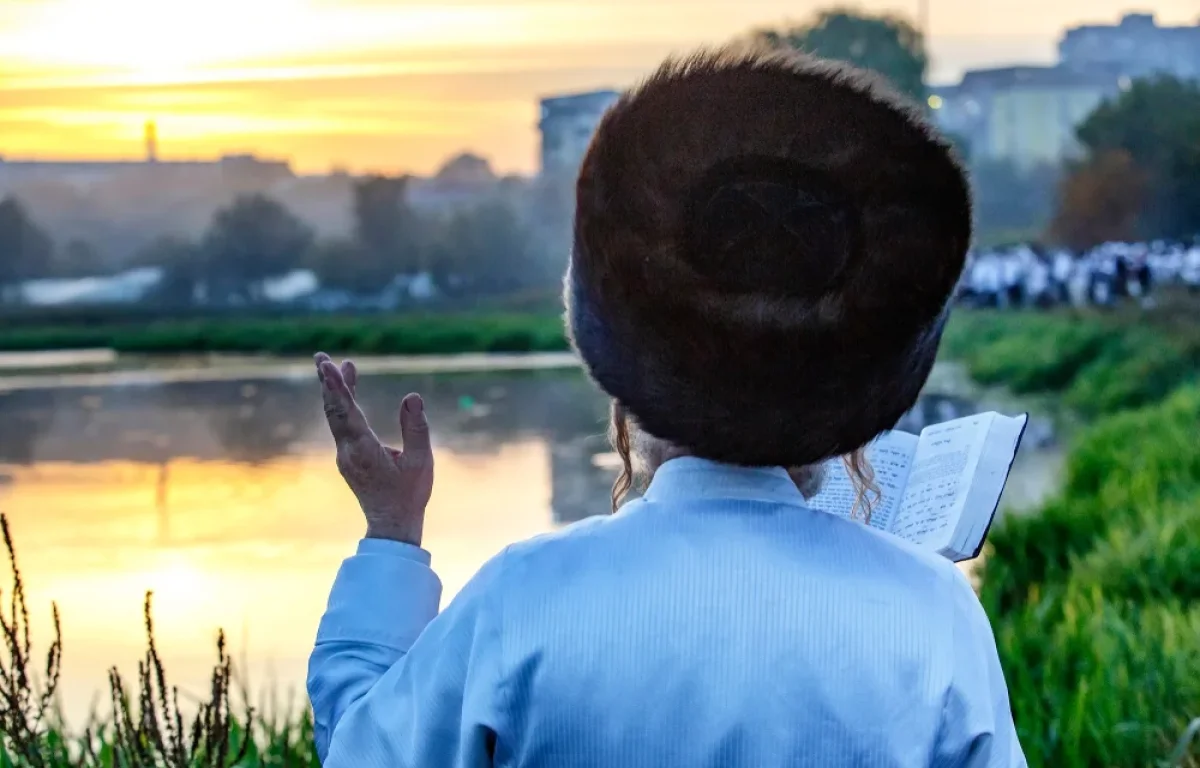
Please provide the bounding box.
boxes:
[314,352,434,546]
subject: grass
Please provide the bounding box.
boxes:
[0,290,570,359]
[0,313,570,357]
[3,297,1200,765]
[0,516,319,767]
[944,299,1200,767]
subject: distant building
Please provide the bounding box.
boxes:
[0,153,293,192]
[1059,13,1200,82]
[434,152,496,186]
[407,152,503,212]
[0,123,293,192]
[145,121,158,163]
[931,66,1122,169]
[537,90,620,177]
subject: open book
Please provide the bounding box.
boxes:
[808,411,1029,562]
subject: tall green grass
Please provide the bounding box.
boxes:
[0,516,320,767]
[946,306,1200,767]
[0,313,570,356]
[4,304,1199,765]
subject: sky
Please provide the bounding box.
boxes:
[0,0,1196,175]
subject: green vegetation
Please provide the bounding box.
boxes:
[4,302,1200,765]
[1050,75,1200,248]
[0,312,569,357]
[750,9,928,102]
[0,516,318,768]
[942,302,1200,416]
[1,174,559,310]
[943,304,1200,767]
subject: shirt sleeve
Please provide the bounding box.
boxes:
[307,538,509,767]
[931,566,1028,768]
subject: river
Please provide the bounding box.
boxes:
[0,354,1062,723]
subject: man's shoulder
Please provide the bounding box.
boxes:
[493,501,969,606]
[504,511,629,561]
[818,510,966,586]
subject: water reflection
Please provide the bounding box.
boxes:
[0,365,1056,723]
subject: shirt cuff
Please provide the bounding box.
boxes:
[316,538,444,650]
[356,536,433,564]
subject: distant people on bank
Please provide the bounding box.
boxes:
[959,238,1200,310]
[306,48,1025,767]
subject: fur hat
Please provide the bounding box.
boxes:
[565,47,972,468]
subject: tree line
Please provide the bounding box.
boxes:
[748,10,1200,249]
[0,174,561,307]
[1049,76,1200,249]
[3,7,1197,305]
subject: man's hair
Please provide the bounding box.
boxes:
[606,403,881,522]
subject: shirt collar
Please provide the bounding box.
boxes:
[640,456,807,507]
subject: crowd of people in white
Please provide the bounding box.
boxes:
[959,239,1200,309]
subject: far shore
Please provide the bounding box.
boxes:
[0,349,583,392]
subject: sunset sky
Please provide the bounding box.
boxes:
[0,0,1196,175]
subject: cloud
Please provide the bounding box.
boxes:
[0,46,665,172]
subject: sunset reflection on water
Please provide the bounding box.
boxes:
[0,363,1057,724]
[3,443,558,723]
[0,366,615,723]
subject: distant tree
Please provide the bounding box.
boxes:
[135,236,203,307]
[0,196,54,302]
[970,159,1060,243]
[50,238,104,278]
[428,202,551,296]
[1072,75,1200,240]
[306,238,371,294]
[131,235,197,270]
[201,194,313,303]
[749,9,928,102]
[352,175,424,280]
[527,175,575,266]
[1048,150,1150,250]
[944,131,972,163]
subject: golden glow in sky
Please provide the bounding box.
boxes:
[0,0,1197,174]
[9,0,311,77]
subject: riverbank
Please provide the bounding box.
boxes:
[0,351,581,393]
[942,308,1200,767]
[0,312,570,356]
[3,306,1198,766]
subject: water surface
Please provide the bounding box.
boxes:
[0,360,1060,722]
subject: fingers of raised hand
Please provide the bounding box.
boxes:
[314,352,332,383]
[315,354,369,442]
[399,393,432,459]
[341,360,358,396]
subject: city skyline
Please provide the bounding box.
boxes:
[1,0,1197,175]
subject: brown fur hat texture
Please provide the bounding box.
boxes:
[565,47,972,469]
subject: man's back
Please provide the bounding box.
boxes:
[502,505,952,766]
[310,459,1025,767]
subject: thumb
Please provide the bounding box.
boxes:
[399,393,432,457]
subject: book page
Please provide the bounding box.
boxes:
[950,413,1029,560]
[808,430,919,531]
[890,413,994,548]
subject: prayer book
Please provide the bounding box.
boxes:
[808,411,1029,562]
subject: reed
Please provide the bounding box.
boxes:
[0,515,317,767]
